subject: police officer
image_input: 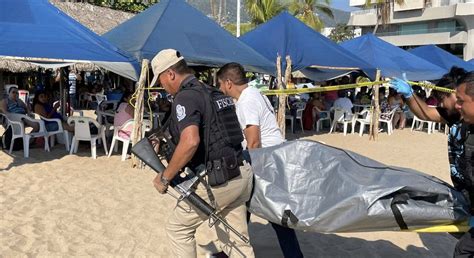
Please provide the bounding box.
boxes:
[150,49,255,258]
[390,70,474,257]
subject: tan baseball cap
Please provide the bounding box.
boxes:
[150,49,184,87]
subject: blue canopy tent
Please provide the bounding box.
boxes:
[468,59,474,65]
[340,34,447,81]
[409,45,474,72]
[240,11,376,80]
[0,0,139,80]
[104,0,274,74]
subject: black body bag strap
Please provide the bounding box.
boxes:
[389,191,440,230]
[281,210,299,227]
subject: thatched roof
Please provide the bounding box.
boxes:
[0,60,39,73]
[50,1,134,35]
[1,1,134,73]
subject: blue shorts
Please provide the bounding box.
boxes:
[45,122,59,132]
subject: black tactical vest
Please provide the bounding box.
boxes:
[460,125,474,193]
[172,78,243,164]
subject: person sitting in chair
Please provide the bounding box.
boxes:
[32,91,74,132]
[1,87,39,132]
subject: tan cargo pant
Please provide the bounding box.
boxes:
[166,163,255,258]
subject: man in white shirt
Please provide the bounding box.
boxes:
[217,63,303,258]
[333,90,353,116]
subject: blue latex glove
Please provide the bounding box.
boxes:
[389,74,413,99]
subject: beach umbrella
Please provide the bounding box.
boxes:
[0,0,139,80]
[104,0,275,74]
[409,45,474,72]
[341,34,447,81]
[240,12,376,79]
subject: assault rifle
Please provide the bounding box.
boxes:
[131,138,250,244]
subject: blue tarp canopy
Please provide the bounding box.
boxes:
[409,45,474,72]
[104,0,275,74]
[240,11,376,79]
[468,59,474,65]
[294,68,354,82]
[0,0,139,80]
[340,34,447,81]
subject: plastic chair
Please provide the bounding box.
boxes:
[314,108,331,132]
[379,109,397,135]
[18,90,30,105]
[5,113,49,158]
[295,108,305,133]
[108,119,152,161]
[353,109,372,137]
[3,84,18,98]
[285,114,294,133]
[329,108,354,136]
[411,116,434,134]
[34,114,70,151]
[67,116,108,159]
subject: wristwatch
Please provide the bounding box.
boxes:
[160,176,171,187]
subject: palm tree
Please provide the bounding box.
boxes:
[244,0,286,25]
[289,0,333,31]
[365,0,405,34]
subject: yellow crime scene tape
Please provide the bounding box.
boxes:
[135,80,456,96]
[259,81,455,95]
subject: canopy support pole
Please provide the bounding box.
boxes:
[276,56,285,137]
[131,59,149,168]
[369,69,381,141]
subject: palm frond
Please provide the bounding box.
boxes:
[315,4,333,19]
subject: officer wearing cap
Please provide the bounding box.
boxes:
[150,49,255,258]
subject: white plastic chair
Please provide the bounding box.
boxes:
[379,108,397,135]
[67,116,108,159]
[34,114,70,151]
[329,108,355,136]
[411,115,434,134]
[314,108,331,132]
[108,119,152,161]
[353,109,372,137]
[295,108,305,133]
[5,113,49,158]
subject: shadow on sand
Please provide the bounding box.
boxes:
[249,221,457,258]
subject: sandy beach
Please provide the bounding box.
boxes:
[0,128,458,257]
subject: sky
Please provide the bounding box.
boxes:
[330,0,358,11]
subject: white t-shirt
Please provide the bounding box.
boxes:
[236,87,284,148]
[68,72,77,95]
[333,97,353,113]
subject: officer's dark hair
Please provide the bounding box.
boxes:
[458,71,474,97]
[433,66,467,100]
[216,62,248,86]
[168,59,194,75]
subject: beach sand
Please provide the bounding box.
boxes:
[0,128,458,257]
